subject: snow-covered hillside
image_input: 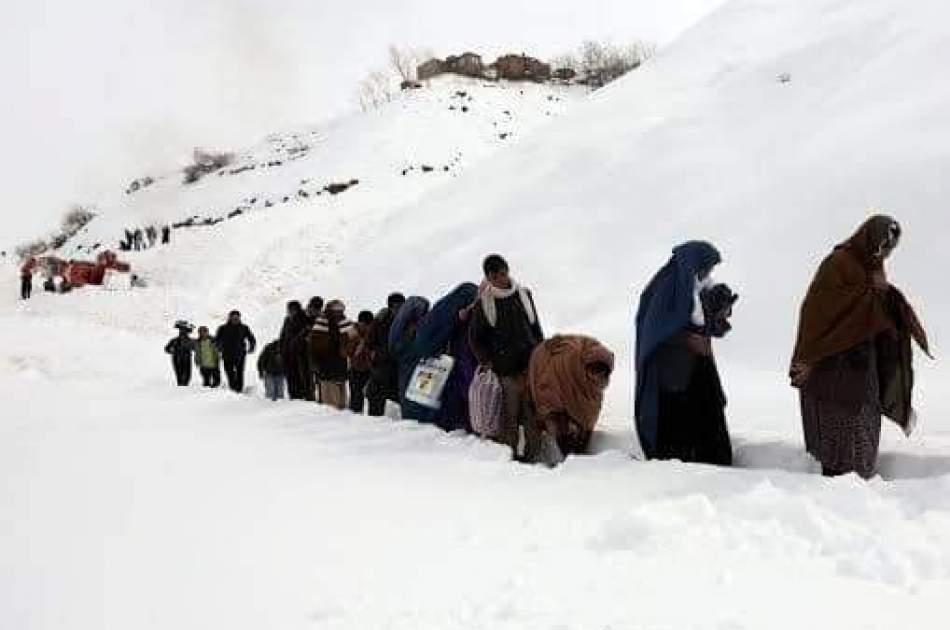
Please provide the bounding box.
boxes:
[15,77,583,335]
[3,1,950,628]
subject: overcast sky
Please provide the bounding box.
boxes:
[1,0,723,246]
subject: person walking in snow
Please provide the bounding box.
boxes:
[310,300,354,409]
[388,296,431,418]
[346,310,375,413]
[133,229,143,251]
[302,296,325,401]
[634,241,734,466]
[469,255,545,460]
[366,292,406,416]
[257,340,285,401]
[165,322,195,386]
[280,301,311,400]
[528,335,615,465]
[20,257,36,300]
[194,326,221,387]
[215,310,257,393]
[146,226,157,248]
[791,215,930,479]
[161,225,171,244]
[405,283,479,430]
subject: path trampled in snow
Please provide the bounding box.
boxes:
[2,292,950,629]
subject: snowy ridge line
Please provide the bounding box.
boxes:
[41,77,584,261]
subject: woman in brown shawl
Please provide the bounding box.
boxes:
[791,215,930,479]
[528,335,614,464]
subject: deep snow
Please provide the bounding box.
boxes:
[3,1,950,628]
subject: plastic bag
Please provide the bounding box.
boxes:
[405,354,455,409]
[469,366,503,438]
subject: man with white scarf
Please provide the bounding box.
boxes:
[469,254,545,460]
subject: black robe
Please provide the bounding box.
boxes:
[652,335,732,466]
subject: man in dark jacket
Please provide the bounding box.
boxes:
[20,258,36,300]
[310,300,354,409]
[366,292,405,416]
[280,301,311,400]
[469,255,544,459]
[215,310,257,393]
[165,322,195,386]
[257,340,285,401]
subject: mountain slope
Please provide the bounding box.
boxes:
[10,77,585,335]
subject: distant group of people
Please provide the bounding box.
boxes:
[121,225,171,252]
[165,310,257,392]
[163,215,929,477]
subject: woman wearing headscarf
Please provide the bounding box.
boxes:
[409,283,480,430]
[529,335,614,465]
[634,241,733,465]
[388,296,431,418]
[791,215,930,479]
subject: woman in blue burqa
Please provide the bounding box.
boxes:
[389,296,430,418]
[390,282,478,431]
[394,284,479,429]
[634,241,733,465]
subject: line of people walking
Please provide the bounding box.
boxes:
[164,255,615,466]
[163,215,931,477]
[121,225,171,252]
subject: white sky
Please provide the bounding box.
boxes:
[1,0,723,247]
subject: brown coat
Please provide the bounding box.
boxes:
[528,335,614,433]
[792,215,928,369]
[345,325,372,373]
[792,215,930,433]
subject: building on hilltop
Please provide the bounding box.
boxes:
[417,58,445,81]
[417,51,556,83]
[491,54,552,81]
[444,52,484,78]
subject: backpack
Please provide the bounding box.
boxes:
[469,366,503,438]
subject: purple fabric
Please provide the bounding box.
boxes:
[469,366,503,437]
[438,321,478,431]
